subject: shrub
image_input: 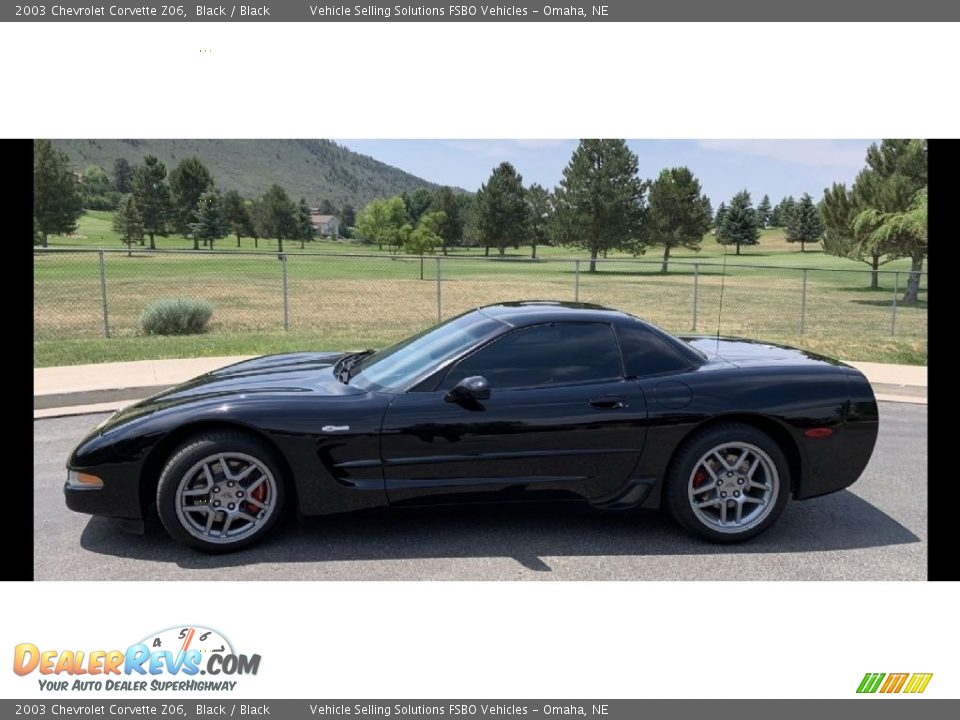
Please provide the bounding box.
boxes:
[140,297,214,336]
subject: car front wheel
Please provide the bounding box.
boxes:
[665,423,790,543]
[156,431,287,553]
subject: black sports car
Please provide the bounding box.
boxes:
[65,301,879,552]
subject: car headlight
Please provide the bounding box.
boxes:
[66,470,103,489]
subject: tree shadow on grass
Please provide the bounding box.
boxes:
[78,489,919,576]
[850,298,927,309]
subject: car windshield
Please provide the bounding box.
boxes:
[349,311,503,391]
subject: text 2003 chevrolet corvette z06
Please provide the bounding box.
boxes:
[65,302,878,552]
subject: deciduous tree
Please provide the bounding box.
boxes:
[356,196,410,252]
[80,165,118,210]
[401,188,434,227]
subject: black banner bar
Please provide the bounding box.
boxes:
[5,1,960,22]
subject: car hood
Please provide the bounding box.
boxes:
[101,351,363,428]
[680,336,852,369]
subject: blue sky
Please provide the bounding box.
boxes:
[337,139,876,206]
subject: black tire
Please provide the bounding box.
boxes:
[156,431,288,553]
[664,423,790,543]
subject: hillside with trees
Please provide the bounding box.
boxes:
[52,139,443,209]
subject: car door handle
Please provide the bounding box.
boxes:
[589,396,626,409]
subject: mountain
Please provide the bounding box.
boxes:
[51,139,443,208]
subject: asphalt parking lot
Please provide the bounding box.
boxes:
[34,402,926,581]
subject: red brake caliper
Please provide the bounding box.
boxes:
[247,483,267,514]
[693,469,707,488]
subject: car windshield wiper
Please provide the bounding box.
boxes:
[335,349,375,384]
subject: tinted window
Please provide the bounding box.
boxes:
[351,311,502,391]
[617,324,690,377]
[443,322,622,390]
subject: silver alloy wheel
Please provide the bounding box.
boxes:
[174,452,278,545]
[687,441,779,534]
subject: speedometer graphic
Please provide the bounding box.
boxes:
[138,626,234,658]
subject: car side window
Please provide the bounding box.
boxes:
[616,323,690,377]
[442,322,622,390]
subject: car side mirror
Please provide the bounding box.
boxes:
[444,375,491,403]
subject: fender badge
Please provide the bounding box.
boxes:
[322,425,350,432]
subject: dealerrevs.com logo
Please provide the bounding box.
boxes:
[13,626,261,693]
[857,672,933,694]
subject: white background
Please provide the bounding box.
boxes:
[10,21,950,699]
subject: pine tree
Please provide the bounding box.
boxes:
[784,192,823,252]
[756,194,772,228]
[340,203,356,236]
[853,140,927,302]
[525,183,553,259]
[552,140,646,271]
[296,197,314,249]
[189,191,227,251]
[131,155,171,250]
[822,145,927,293]
[477,162,528,257]
[779,196,798,229]
[257,185,297,253]
[33,139,83,247]
[112,194,144,256]
[717,190,759,255]
[646,166,712,273]
[112,158,133,194]
[169,157,215,239]
[714,202,727,235]
[430,186,465,255]
[221,189,250,247]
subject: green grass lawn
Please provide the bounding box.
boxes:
[46,211,925,272]
[34,212,927,367]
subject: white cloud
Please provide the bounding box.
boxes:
[698,139,871,169]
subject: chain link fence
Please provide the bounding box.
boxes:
[34,249,928,347]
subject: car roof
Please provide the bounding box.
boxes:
[472,301,706,367]
[475,300,640,327]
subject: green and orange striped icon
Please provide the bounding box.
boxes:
[857,672,933,694]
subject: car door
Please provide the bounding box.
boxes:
[380,321,648,506]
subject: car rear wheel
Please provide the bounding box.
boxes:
[665,423,790,543]
[156,431,287,553]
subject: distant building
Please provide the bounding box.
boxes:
[309,212,339,238]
